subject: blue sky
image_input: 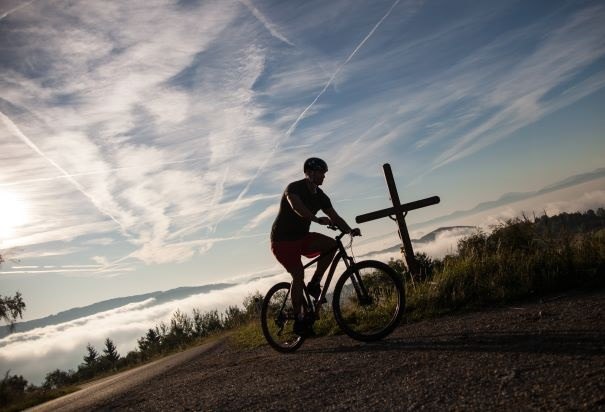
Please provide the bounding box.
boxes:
[1,0,605,326]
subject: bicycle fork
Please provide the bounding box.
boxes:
[346,257,372,306]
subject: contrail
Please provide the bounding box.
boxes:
[239,0,294,46]
[217,0,403,227]
[0,111,126,232]
[0,0,38,21]
[0,156,206,187]
[285,0,402,138]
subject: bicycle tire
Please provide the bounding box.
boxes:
[261,282,305,353]
[333,260,405,342]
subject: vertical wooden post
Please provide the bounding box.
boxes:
[383,163,419,275]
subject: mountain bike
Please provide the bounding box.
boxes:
[261,226,405,353]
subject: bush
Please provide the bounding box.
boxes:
[406,212,605,317]
[0,372,28,407]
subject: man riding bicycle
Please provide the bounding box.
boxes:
[270,157,360,336]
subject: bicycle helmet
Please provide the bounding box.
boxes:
[303,157,328,173]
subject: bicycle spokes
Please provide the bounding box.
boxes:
[333,261,404,341]
[350,269,372,305]
[261,282,305,352]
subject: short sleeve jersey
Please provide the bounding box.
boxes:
[270,179,333,242]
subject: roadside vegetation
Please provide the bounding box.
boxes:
[0,253,27,332]
[0,295,263,411]
[405,208,605,318]
[234,208,605,345]
[1,209,604,411]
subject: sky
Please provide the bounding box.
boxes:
[1,0,605,333]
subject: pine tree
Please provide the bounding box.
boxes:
[83,343,98,367]
[102,338,120,370]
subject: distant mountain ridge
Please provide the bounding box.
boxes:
[361,226,477,257]
[0,283,233,339]
[411,167,605,229]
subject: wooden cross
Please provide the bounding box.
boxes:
[355,163,440,276]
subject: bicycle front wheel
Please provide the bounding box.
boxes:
[261,282,305,353]
[333,260,405,342]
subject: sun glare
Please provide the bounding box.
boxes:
[0,190,29,240]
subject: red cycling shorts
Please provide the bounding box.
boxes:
[271,232,323,273]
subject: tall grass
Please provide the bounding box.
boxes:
[405,214,605,318]
[236,211,605,346]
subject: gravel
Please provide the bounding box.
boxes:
[35,289,605,411]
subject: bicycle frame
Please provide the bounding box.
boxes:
[263,227,405,351]
[299,230,368,317]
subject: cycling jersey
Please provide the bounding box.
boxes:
[270,179,332,242]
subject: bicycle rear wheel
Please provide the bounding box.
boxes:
[333,260,405,342]
[261,282,305,353]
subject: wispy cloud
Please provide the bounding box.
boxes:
[426,5,605,169]
[1,0,603,304]
[0,267,134,276]
[219,0,412,232]
[284,0,405,139]
[1,112,125,231]
[0,1,283,266]
[242,203,280,232]
[239,0,294,46]
[0,0,38,21]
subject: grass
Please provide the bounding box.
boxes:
[234,213,605,348]
[1,386,79,412]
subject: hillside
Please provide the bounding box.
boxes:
[30,289,605,411]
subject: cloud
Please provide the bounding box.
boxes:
[414,228,476,259]
[239,0,294,46]
[293,3,605,181]
[242,203,280,232]
[0,112,125,231]
[2,0,604,276]
[285,0,406,139]
[0,276,281,385]
[543,190,605,216]
[0,1,286,265]
[0,0,38,21]
[427,4,605,169]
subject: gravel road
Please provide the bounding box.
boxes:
[32,289,605,411]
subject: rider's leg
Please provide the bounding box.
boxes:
[305,233,337,285]
[289,266,305,318]
[271,240,306,317]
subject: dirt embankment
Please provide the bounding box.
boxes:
[32,289,605,411]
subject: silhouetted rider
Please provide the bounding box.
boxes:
[270,157,360,336]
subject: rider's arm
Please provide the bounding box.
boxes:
[286,193,329,224]
[324,207,356,234]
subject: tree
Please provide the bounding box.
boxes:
[0,253,27,330]
[0,293,25,328]
[43,369,74,390]
[0,371,28,406]
[137,328,161,357]
[102,338,120,370]
[242,291,263,317]
[83,343,99,367]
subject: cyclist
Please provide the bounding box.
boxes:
[270,157,360,336]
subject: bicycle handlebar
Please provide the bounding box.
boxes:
[327,224,361,238]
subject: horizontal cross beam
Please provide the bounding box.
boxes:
[355,195,440,224]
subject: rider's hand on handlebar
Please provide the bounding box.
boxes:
[349,228,362,237]
[316,216,332,226]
